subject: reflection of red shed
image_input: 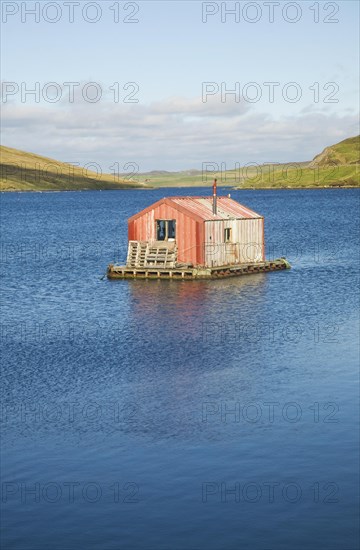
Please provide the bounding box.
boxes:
[127,195,265,269]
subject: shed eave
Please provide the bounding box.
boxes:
[203,215,264,221]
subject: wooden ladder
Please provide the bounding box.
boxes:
[126,241,149,267]
[137,242,149,267]
[126,241,138,267]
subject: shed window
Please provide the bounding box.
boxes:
[224,228,232,242]
[156,219,176,241]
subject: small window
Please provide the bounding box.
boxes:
[224,228,232,242]
[156,220,176,241]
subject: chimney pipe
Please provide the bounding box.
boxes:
[212,178,217,215]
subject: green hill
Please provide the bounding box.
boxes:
[138,170,217,187]
[0,146,149,191]
[131,136,359,188]
[236,135,359,189]
[2,137,359,191]
[310,136,360,166]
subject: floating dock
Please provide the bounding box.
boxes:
[107,257,291,280]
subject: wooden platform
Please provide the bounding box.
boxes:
[107,258,291,280]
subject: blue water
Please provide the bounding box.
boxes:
[1,188,359,550]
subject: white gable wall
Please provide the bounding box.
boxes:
[204,218,264,267]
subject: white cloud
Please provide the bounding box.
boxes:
[2,96,358,171]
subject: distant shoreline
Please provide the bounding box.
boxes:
[2,136,358,191]
[2,185,359,194]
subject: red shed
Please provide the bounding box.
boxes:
[126,191,265,269]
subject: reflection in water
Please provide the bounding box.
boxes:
[126,273,268,327]
[106,273,271,443]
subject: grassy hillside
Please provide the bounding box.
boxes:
[136,170,231,188]
[310,135,359,166]
[0,146,148,191]
[136,136,359,189]
[2,136,359,191]
[236,136,359,189]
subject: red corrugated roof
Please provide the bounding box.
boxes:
[128,196,262,222]
[168,196,262,221]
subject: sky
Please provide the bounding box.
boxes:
[1,0,359,172]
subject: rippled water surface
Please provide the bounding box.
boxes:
[1,188,359,549]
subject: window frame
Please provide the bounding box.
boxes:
[224,227,232,243]
[156,219,176,241]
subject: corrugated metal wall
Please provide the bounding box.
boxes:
[204,218,264,266]
[128,203,204,265]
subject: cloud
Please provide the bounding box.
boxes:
[1,96,358,171]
